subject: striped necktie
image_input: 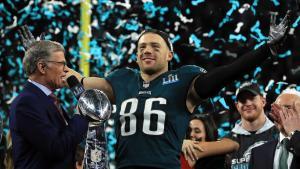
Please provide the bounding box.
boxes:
[49,93,68,125]
[279,138,289,169]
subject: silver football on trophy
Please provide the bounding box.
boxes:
[78,89,112,122]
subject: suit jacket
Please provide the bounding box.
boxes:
[249,131,300,169]
[9,82,88,169]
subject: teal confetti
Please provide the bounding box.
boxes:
[271,0,280,6]
[292,16,300,28]
[213,96,221,102]
[101,11,111,22]
[219,17,233,28]
[221,122,230,127]
[278,50,291,58]
[250,6,256,15]
[207,30,215,37]
[229,34,247,42]
[189,34,202,48]
[275,82,288,94]
[186,8,190,15]
[5,39,12,46]
[219,97,229,109]
[253,0,259,6]
[219,0,239,28]
[159,7,168,15]
[125,19,139,31]
[209,49,222,58]
[173,53,180,63]
[171,35,181,44]
[192,0,205,6]
[254,41,266,50]
[16,58,23,75]
[143,1,158,18]
[250,21,267,41]
[253,67,262,77]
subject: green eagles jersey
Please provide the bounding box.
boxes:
[106,65,206,169]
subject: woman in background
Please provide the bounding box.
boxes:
[181,113,226,169]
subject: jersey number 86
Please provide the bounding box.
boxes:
[119,98,166,136]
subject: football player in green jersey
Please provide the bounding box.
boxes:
[20,10,290,169]
[71,14,289,168]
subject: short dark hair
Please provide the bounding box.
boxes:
[136,29,173,52]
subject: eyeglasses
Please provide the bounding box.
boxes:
[45,60,67,68]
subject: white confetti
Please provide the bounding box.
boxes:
[116,0,131,9]
[238,3,250,14]
[234,22,244,33]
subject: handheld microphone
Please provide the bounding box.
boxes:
[67,75,85,99]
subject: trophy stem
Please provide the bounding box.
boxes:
[83,122,109,169]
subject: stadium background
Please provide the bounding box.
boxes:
[1,0,300,167]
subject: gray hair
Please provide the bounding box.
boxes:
[23,40,65,76]
[281,88,300,98]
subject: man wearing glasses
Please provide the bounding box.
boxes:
[9,40,89,169]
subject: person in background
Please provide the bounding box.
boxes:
[181,113,225,169]
[182,82,279,169]
[224,82,279,169]
[250,88,300,169]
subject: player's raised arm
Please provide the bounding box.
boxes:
[187,10,291,111]
[65,67,115,103]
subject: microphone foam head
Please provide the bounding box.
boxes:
[66,75,80,88]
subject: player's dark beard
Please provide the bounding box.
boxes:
[242,111,261,122]
[143,68,157,75]
[244,116,257,122]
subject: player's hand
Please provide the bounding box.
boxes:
[279,102,300,136]
[270,103,285,133]
[268,10,291,55]
[18,25,45,50]
[270,103,282,124]
[64,67,85,88]
[182,139,204,161]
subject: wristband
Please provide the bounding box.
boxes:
[80,77,86,85]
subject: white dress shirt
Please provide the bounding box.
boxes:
[28,79,52,96]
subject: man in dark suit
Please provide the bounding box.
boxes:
[9,40,89,169]
[249,88,300,169]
